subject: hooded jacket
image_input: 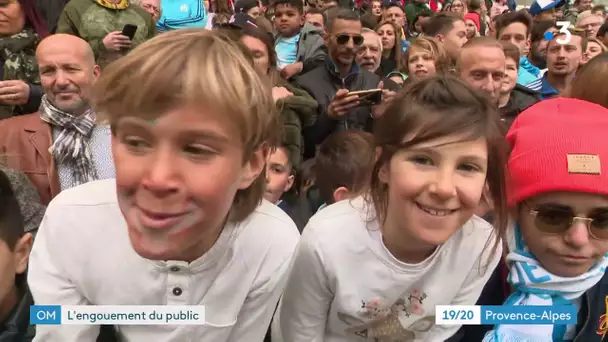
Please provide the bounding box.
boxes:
[277,23,327,75]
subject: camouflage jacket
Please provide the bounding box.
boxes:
[276,83,318,168]
[0,29,41,120]
[56,0,156,65]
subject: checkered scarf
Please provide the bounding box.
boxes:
[39,95,98,186]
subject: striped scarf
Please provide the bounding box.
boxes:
[39,95,98,186]
[483,223,608,342]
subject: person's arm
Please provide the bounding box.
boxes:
[21,83,43,114]
[56,4,107,59]
[427,238,503,340]
[226,254,296,342]
[300,35,327,74]
[272,227,333,342]
[28,203,101,341]
[55,4,79,36]
[144,11,157,40]
[295,81,339,146]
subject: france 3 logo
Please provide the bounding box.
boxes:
[544,21,573,45]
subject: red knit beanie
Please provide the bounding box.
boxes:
[506,98,608,207]
[464,13,481,32]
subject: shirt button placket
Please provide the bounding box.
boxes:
[167,264,188,305]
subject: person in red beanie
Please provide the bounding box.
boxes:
[484,98,608,342]
[464,12,480,39]
[453,97,608,342]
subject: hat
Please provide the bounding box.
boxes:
[528,0,565,16]
[464,12,481,32]
[234,0,258,14]
[506,98,608,206]
[228,13,258,29]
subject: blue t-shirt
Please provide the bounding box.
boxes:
[275,34,300,69]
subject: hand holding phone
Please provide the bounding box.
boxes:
[121,24,138,40]
[347,89,383,107]
[328,89,360,118]
[103,31,132,51]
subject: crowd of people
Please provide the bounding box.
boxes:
[0,0,607,341]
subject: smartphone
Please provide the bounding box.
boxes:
[348,88,383,106]
[121,24,138,40]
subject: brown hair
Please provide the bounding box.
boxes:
[0,168,24,250]
[92,29,280,223]
[501,41,521,69]
[570,52,608,108]
[586,37,608,53]
[495,10,534,38]
[315,131,375,204]
[402,36,451,75]
[422,12,464,37]
[370,76,508,260]
[375,20,404,70]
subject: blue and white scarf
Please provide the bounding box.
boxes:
[483,223,608,342]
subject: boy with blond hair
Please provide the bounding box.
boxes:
[27,29,300,342]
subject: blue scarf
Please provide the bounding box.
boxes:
[483,223,608,342]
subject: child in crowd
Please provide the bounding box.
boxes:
[483,98,608,341]
[314,131,375,211]
[0,169,34,342]
[402,36,450,83]
[264,145,296,208]
[273,0,326,79]
[498,42,539,130]
[273,76,509,341]
[27,30,300,341]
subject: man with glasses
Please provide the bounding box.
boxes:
[295,9,382,159]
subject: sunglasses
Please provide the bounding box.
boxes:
[334,34,364,46]
[528,204,608,240]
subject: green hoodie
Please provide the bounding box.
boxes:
[56,0,155,60]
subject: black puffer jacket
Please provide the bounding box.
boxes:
[295,59,381,159]
[499,84,540,131]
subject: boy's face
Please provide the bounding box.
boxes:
[111,106,265,262]
[501,56,518,95]
[274,4,304,37]
[517,192,608,277]
[264,148,294,204]
[498,22,530,57]
[0,235,31,322]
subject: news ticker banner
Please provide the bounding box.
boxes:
[31,306,206,325]
[435,305,577,325]
[30,305,576,326]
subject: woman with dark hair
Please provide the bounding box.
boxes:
[0,0,49,120]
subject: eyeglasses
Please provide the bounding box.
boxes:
[528,204,608,240]
[334,34,364,46]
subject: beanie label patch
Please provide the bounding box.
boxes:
[567,154,601,174]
